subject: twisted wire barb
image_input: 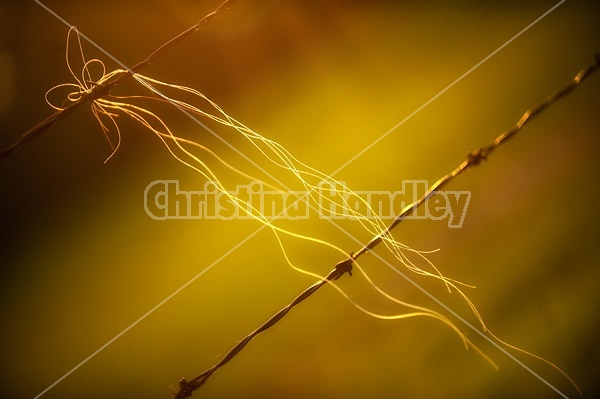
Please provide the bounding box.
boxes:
[174,53,600,398]
[174,259,353,399]
[356,52,600,258]
[0,0,239,159]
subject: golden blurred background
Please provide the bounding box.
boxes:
[1,0,599,398]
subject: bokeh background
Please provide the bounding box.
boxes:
[1,0,599,398]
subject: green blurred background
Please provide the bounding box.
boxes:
[1,0,599,397]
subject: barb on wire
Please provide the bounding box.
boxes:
[0,0,239,160]
[24,9,488,397]
[356,51,600,259]
[173,52,600,399]
[173,257,353,399]
[174,260,352,399]
[23,5,487,382]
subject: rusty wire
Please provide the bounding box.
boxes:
[0,0,239,159]
[1,3,598,397]
[173,52,600,398]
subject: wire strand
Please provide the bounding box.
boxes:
[173,52,600,399]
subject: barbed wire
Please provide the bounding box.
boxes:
[173,52,600,399]
[2,2,598,397]
[0,0,239,160]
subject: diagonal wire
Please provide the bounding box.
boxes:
[7,1,595,398]
[32,226,263,399]
[174,53,600,399]
[0,0,240,159]
[330,0,566,176]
